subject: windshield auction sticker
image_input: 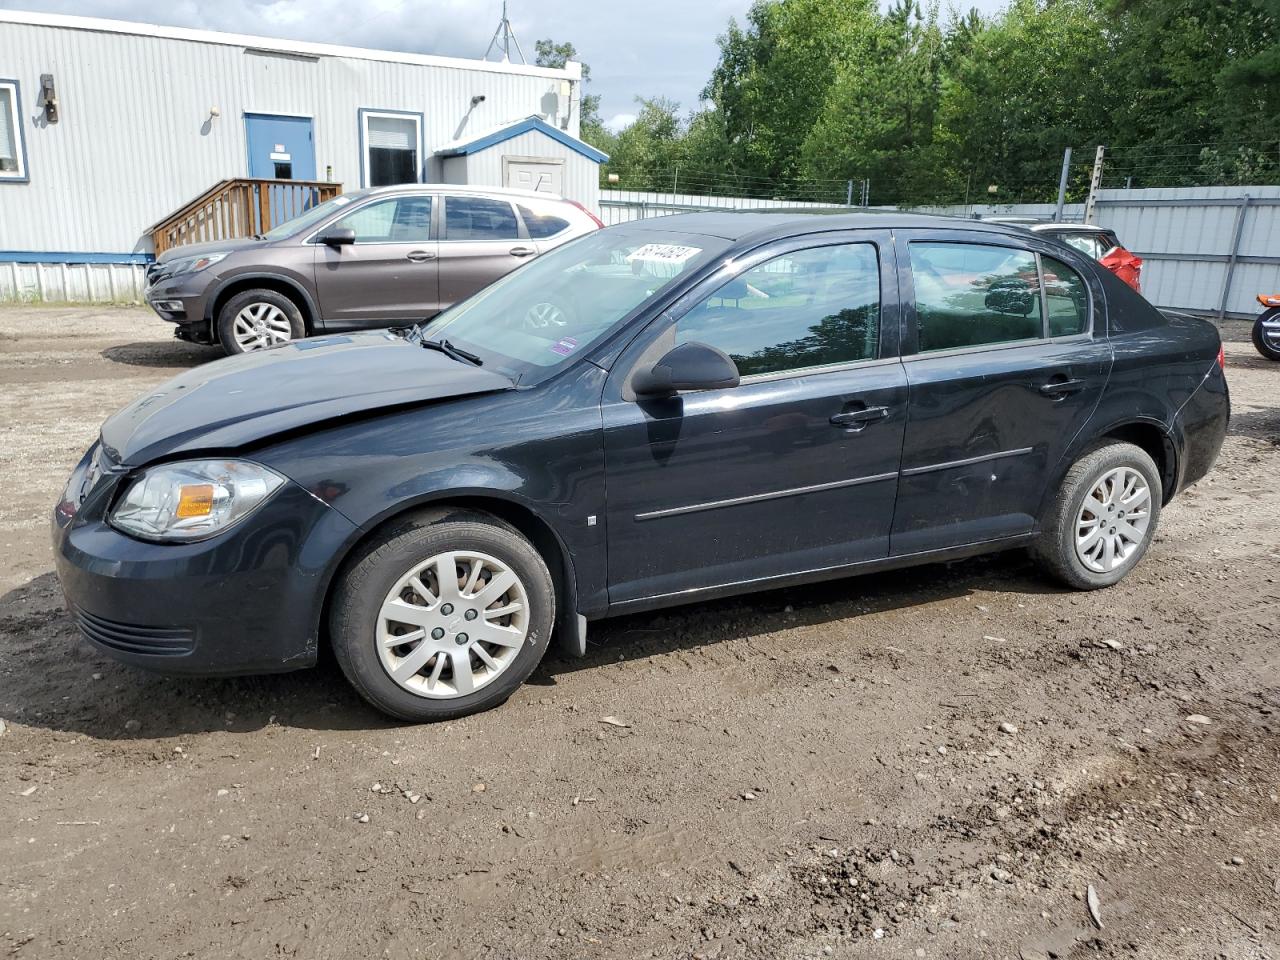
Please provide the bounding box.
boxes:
[550,336,579,357]
[625,244,702,266]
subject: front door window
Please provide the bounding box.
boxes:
[674,243,880,376]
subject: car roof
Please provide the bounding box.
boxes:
[361,183,565,202]
[1028,223,1109,234]
[621,208,1050,244]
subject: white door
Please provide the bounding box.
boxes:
[503,157,564,194]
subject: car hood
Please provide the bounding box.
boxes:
[155,237,263,264]
[100,332,515,466]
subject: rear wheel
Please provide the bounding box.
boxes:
[216,288,305,356]
[1032,442,1162,590]
[329,510,555,722]
[1252,307,1280,361]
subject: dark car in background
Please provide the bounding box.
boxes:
[143,185,602,356]
[57,211,1228,722]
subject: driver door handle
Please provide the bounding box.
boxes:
[1039,378,1086,396]
[509,246,537,258]
[406,250,436,263]
[830,407,889,429]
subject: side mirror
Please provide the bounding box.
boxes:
[632,341,740,397]
[319,228,356,247]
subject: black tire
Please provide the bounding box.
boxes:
[1252,308,1280,361]
[216,288,305,357]
[1032,441,1162,590]
[329,509,555,722]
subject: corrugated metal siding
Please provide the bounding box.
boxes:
[1094,186,1280,317]
[0,17,579,256]
[456,129,600,212]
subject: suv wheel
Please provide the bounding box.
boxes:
[329,509,555,722]
[1033,441,1162,589]
[217,288,305,356]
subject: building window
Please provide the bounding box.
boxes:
[0,80,28,182]
[360,109,421,188]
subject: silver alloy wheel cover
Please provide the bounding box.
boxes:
[1262,315,1280,351]
[1075,466,1152,574]
[232,302,294,351]
[376,550,530,699]
[525,301,568,328]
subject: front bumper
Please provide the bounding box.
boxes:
[143,268,213,326]
[52,452,360,676]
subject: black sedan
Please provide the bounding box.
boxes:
[53,212,1229,722]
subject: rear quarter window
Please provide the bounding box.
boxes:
[1041,254,1090,336]
[518,204,571,239]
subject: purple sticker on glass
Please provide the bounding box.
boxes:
[549,337,579,357]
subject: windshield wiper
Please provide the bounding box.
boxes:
[420,337,482,366]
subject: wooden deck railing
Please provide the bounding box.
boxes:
[150,179,343,255]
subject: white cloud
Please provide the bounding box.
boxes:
[605,112,637,133]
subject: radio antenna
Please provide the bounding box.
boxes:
[483,1,526,64]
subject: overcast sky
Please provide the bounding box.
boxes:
[3,0,1011,131]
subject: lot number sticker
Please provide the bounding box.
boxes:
[625,244,702,266]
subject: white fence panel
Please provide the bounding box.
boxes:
[0,262,146,304]
[599,189,849,226]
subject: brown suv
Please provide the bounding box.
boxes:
[144,185,602,355]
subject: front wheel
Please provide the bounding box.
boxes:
[216,288,305,356]
[1252,308,1280,361]
[1032,442,1162,590]
[329,509,555,722]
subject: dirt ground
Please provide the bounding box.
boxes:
[1,305,1278,960]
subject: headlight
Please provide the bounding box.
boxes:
[166,252,227,275]
[109,460,285,542]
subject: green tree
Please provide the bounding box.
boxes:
[704,0,881,182]
[602,97,687,190]
[1103,0,1279,184]
[799,0,949,203]
[932,0,1112,202]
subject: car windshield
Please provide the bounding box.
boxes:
[422,228,730,382]
[261,190,374,240]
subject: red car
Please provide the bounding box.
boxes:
[988,220,1143,294]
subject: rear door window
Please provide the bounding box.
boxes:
[444,196,519,240]
[675,242,880,377]
[909,242,1043,352]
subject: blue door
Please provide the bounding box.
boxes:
[244,113,315,181]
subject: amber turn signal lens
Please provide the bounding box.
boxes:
[175,484,216,518]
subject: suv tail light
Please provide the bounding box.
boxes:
[1218,344,1226,370]
[1099,245,1142,294]
[567,200,605,230]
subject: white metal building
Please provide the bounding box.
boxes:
[0,10,607,301]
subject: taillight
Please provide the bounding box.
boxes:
[1217,344,1226,370]
[567,200,605,229]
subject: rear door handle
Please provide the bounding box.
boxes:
[509,246,537,258]
[406,250,436,263]
[830,406,889,429]
[1039,378,1086,397]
